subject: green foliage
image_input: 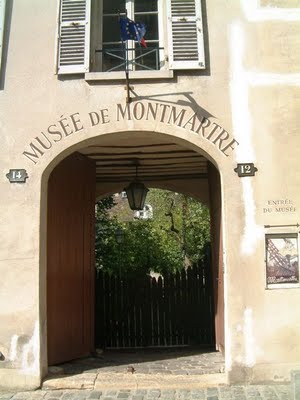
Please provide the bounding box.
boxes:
[116,220,184,276]
[95,190,211,276]
[183,196,211,263]
[95,196,120,270]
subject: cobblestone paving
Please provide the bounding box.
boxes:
[1,351,297,400]
[0,384,294,400]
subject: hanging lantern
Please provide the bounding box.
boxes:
[125,180,149,211]
[124,163,149,211]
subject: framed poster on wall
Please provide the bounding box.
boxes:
[265,233,299,287]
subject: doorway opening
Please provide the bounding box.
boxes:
[45,132,225,384]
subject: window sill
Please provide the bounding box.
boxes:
[85,70,174,81]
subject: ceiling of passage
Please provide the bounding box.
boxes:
[79,134,208,185]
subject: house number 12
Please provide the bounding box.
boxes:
[234,163,258,177]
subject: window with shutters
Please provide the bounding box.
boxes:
[57,0,205,76]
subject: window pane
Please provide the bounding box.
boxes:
[102,44,127,72]
[103,16,121,42]
[103,0,125,14]
[135,0,157,12]
[135,14,158,41]
[134,43,160,70]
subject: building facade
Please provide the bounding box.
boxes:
[0,0,299,390]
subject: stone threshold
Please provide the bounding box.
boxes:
[42,372,227,391]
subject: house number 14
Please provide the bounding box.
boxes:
[6,169,28,183]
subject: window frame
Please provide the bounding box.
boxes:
[92,0,165,74]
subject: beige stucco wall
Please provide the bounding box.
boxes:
[0,0,299,389]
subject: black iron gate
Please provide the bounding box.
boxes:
[95,259,215,348]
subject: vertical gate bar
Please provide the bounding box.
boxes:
[135,277,142,347]
[123,274,129,348]
[112,274,117,347]
[115,274,120,347]
[158,276,164,346]
[95,270,104,348]
[175,270,181,345]
[186,266,193,344]
[152,277,159,346]
[201,258,206,343]
[116,273,123,348]
[109,274,113,348]
[190,264,198,344]
[194,263,203,344]
[180,268,188,345]
[129,276,136,347]
[169,272,174,347]
[169,274,176,345]
[163,272,170,346]
[197,262,204,344]
[143,275,151,347]
[106,273,111,348]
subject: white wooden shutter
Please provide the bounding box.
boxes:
[167,0,205,70]
[58,0,91,74]
[0,0,6,74]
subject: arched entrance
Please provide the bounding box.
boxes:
[45,130,224,369]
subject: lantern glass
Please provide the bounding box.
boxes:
[125,180,149,210]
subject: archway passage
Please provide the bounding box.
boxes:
[47,153,96,365]
[46,132,224,367]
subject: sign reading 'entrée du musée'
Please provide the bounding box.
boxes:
[22,101,239,165]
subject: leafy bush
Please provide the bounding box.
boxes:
[95,190,210,275]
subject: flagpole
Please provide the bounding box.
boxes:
[125,41,131,104]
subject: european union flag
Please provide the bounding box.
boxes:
[120,17,147,48]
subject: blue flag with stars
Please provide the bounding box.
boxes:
[120,17,147,48]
